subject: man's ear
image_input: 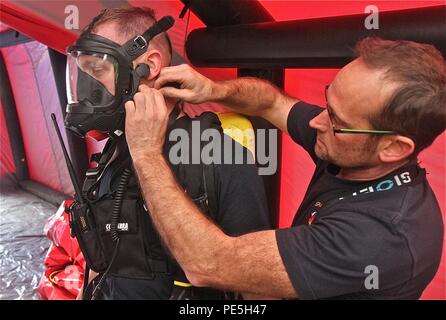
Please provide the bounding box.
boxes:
[142,49,162,80]
[378,135,415,163]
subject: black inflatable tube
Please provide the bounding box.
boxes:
[187,5,446,68]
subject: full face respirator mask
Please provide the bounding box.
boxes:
[65,16,174,138]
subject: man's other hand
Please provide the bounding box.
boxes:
[154,64,214,104]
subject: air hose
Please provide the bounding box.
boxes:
[110,167,131,242]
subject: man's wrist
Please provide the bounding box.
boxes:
[131,151,164,167]
[210,80,228,102]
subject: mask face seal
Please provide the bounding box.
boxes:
[64,16,175,138]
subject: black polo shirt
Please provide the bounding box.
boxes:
[276,101,444,299]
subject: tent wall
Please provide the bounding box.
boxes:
[417,134,446,299]
[1,42,73,195]
[0,98,16,182]
[0,49,24,183]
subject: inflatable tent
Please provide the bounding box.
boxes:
[0,0,444,299]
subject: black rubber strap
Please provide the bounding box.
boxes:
[203,163,219,221]
[82,139,117,196]
[141,16,174,46]
[82,264,90,298]
[122,16,174,60]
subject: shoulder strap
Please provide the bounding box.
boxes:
[202,163,218,221]
[195,112,221,222]
[171,112,222,222]
[177,111,256,223]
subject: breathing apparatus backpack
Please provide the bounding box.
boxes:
[68,111,255,300]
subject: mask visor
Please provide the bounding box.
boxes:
[67,51,118,109]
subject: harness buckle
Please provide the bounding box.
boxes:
[133,35,147,49]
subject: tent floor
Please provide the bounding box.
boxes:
[0,184,56,300]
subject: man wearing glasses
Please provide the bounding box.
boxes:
[124,37,445,299]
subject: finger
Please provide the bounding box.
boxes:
[139,84,150,92]
[154,65,189,89]
[159,64,188,76]
[154,74,182,90]
[133,92,146,118]
[124,100,136,114]
[124,101,135,130]
[153,89,168,120]
[143,88,156,117]
[158,86,185,99]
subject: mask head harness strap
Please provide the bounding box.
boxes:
[121,16,175,61]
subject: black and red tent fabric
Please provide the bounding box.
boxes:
[0,0,444,299]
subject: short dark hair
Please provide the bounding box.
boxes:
[356,37,446,157]
[82,5,172,63]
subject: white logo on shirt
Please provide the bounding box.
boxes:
[339,171,412,200]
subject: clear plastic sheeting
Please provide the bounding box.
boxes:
[0,184,56,300]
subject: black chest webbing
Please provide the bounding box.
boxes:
[72,108,225,299]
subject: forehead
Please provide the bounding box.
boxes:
[334,59,386,98]
[330,59,397,120]
[93,21,126,45]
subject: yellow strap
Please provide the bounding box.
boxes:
[48,269,64,286]
[174,280,193,287]
[217,112,256,158]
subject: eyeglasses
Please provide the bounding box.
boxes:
[325,85,395,136]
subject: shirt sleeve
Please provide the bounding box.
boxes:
[214,135,272,236]
[275,210,412,299]
[287,101,324,163]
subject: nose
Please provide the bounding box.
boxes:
[309,109,330,133]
